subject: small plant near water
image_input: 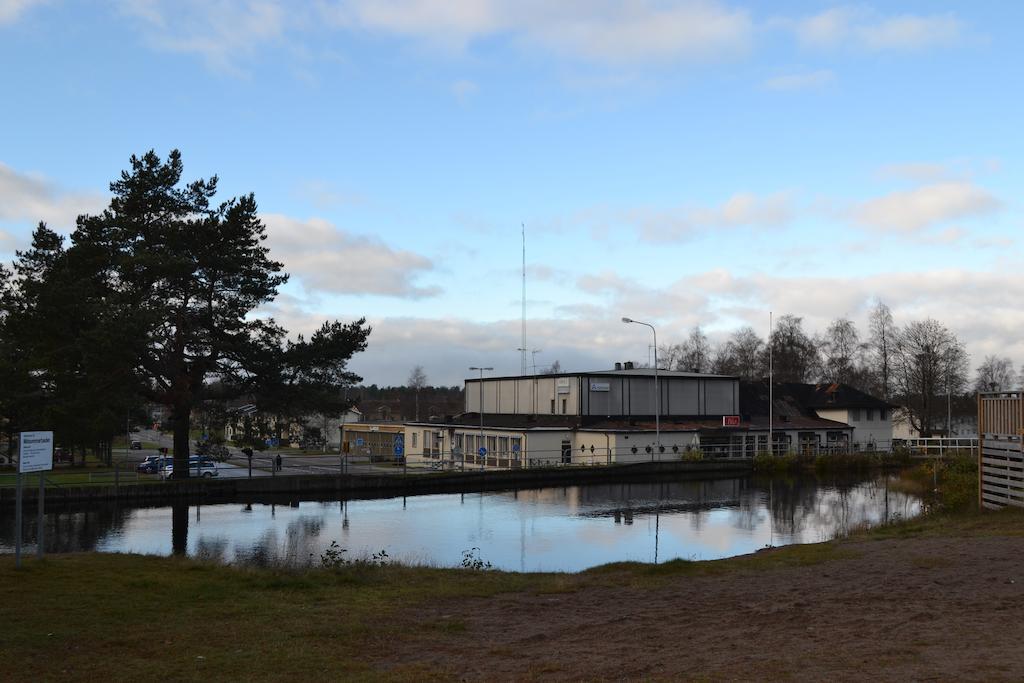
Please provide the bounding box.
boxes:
[320,541,349,568]
[461,547,493,571]
[680,448,704,462]
[319,541,390,569]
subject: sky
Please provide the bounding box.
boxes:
[1,1,1021,386]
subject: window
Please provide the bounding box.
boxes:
[454,433,463,449]
[411,432,418,448]
[561,398,567,414]
[487,436,497,455]
[510,437,522,458]
[866,409,874,422]
[423,430,433,455]
[850,409,861,422]
[498,436,509,455]
[880,409,888,421]
[550,399,555,413]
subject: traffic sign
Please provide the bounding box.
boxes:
[478,446,487,457]
[356,437,365,447]
[393,434,405,456]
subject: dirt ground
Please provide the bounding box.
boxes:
[378,535,1024,681]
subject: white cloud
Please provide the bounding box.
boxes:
[852,181,1000,233]
[117,0,291,73]
[265,266,1024,385]
[0,162,106,230]
[262,213,440,299]
[451,78,479,102]
[875,162,956,183]
[619,192,793,242]
[521,1,753,66]
[114,2,967,76]
[795,7,962,52]
[292,180,365,210]
[0,0,44,25]
[762,69,834,91]
[123,0,754,71]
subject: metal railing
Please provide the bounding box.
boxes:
[898,437,978,458]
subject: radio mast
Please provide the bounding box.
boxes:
[521,222,527,376]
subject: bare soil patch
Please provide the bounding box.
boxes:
[380,535,1024,681]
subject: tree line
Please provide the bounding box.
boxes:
[0,150,370,475]
[658,304,1008,437]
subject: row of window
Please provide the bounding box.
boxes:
[413,430,522,457]
[850,409,888,422]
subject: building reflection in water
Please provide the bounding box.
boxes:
[0,473,921,572]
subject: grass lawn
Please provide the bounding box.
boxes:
[3,507,1024,681]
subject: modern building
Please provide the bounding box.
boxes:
[403,366,891,469]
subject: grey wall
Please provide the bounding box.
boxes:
[581,375,738,417]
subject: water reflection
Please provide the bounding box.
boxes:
[0,473,921,572]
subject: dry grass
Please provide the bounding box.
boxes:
[4,506,1024,681]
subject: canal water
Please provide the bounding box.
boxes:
[0,474,920,572]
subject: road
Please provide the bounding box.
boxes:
[117,429,440,478]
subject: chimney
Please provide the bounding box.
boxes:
[624,361,634,370]
[615,362,623,371]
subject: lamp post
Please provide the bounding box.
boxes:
[469,366,493,470]
[622,317,660,452]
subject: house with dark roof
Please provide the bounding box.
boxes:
[763,382,897,450]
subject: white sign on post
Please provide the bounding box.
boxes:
[19,431,54,473]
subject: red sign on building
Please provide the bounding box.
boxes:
[722,415,741,427]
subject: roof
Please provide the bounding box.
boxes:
[740,380,896,413]
[407,412,851,433]
[464,368,737,382]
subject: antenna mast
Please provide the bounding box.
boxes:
[768,310,774,456]
[521,222,527,376]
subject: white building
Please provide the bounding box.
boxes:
[403,367,889,469]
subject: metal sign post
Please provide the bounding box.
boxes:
[393,435,405,476]
[16,431,54,567]
[14,470,22,568]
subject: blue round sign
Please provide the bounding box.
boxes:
[393,434,404,456]
[478,446,487,457]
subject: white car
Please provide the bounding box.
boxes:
[160,457,219,479]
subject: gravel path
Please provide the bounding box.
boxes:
[379,535,1024,681]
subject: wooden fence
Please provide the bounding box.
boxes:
[978,392,1024,509]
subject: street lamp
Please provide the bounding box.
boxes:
[622,317,660,452]
[469,366,493,470]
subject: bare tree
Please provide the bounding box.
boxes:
[543,360,562,374]
[408,365,427,421]
[893,319,969,436]
[712,327,765,380]
[820,317,868,387]
[975,355,1016,392]
[868,301,896,399]
[766,315,819,383]
[676,326,713,373]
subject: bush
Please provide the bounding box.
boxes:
[902,453,978,513]
[680,448,704,462]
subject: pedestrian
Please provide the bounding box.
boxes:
[276,453,282,472]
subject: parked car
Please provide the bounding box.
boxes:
[160,457,218,479]
[130,440,143,450]
[137,455,164,474]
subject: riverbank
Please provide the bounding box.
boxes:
[3,508,1023,681]
[0,459,751,506]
